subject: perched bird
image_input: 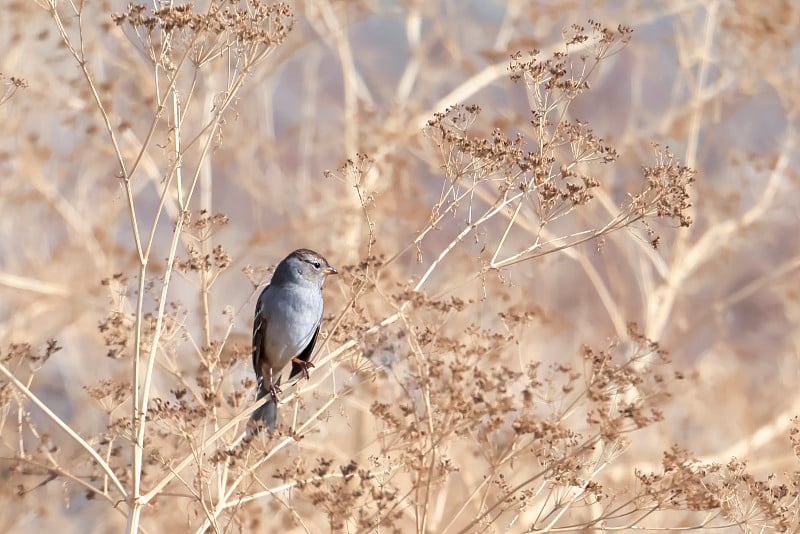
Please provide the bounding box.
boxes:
[249,249,337,434]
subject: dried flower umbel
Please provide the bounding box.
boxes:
[112,1,294,68]
[0,72,28,106]
[420,22,693,275]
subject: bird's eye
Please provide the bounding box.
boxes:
[313,262,321,269]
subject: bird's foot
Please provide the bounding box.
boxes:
[268,382,282,402]
[291,358,315,380]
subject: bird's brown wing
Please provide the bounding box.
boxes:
[288,324,320,380]
[252,287,269,392]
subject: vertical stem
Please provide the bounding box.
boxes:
[173,88,184,208]
[198,91,217,508]
[130,259,147,529]
[199,90,214,351]
[127,207,188,533]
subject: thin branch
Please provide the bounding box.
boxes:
[0,361,128,499]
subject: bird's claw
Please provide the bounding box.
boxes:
[268,382,282,402]
[292,358,315,380]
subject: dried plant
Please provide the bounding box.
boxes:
[0,72,27,106]
[1,1,799,533]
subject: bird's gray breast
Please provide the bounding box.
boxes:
[260,282,323,371]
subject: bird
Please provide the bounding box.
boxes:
[248,249,337,434]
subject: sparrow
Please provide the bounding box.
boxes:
[249,249,337,434]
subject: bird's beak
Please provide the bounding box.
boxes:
[324,266,338,276]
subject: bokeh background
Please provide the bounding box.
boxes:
[1,0,799,532]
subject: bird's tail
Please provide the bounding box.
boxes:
[248,383,278,435]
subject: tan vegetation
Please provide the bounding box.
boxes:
[1,1,799,532]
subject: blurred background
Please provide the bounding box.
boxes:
[1,0,799,531]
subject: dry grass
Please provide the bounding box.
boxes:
[1,0,799,532]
